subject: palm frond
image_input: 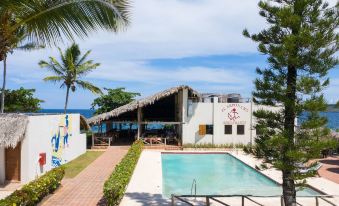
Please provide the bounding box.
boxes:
[75,80,102,94]
[43,76,64,83]
[77,62,100,76]
[8,0,130,46]
[77,50,91,66]
[16,42,45,51]
[39,58,64,76]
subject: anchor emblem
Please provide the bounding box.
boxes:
[228,108,240,121]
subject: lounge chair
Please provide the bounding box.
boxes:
[298,162,322,174]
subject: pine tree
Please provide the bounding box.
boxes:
[243,0,338,205]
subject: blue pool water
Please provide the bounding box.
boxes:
[162,153,321,197]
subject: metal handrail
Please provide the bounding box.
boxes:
[171,194,338,206]
[190,179,197,197]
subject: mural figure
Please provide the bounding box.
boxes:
[51,115,72,167]
[228,108,240,121]
[63,115,69,148]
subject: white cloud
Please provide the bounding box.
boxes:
[80,0,264,60]
[2,0,338,108]
[88,60,252,84]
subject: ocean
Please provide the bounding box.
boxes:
[39,109,339,130]
[38,109,95,118]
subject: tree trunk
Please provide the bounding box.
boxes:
[1,56,7,113]
[64,86,70,114]
[283,65,297,206]
[282,170,297,206]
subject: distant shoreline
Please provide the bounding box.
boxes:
[327,104,339,112]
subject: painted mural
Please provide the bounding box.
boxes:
[51,115,72,167]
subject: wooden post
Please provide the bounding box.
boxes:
[206,197,210,206]
[92,133,94,147]
[242,196,244,206]
[171,195,175,206]
[315,197,319,206]
[137,107,142,140]
[281,196,284,206]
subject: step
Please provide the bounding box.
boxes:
[91,145,108,149]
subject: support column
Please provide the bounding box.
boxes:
[0,147,5,184]
[137,107,142,140]
[212,96,218,145]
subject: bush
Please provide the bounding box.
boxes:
[183,143,245,149]
[0,167,65,206]
[103,140,143,206]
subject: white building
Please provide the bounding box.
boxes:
[88,85,281,147]
[0,114,87,184]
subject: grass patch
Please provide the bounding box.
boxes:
[64,151,104,178]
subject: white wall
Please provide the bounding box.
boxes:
[0,147,4,184]
[183,99,281,145]
[182,103,214,144]
[21,114,86,183]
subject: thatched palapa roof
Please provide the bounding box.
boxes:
[88,85,198,125]
[80,115,91,131]
[0,114,28,148]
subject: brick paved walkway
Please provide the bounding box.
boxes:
[318,156,339,184]
[41,146,129,206]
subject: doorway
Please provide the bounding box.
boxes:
[5,142,21,181]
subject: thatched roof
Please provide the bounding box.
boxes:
[80,115,91,131]
[0,114,29,148]
[88,85,198,125]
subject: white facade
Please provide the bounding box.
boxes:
[182,95,281,145]
[0,114,86,184]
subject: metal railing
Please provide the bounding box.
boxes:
[171,194,338,206]
[191,179,197,197]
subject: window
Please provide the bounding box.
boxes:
[206,125,213,135]
[224,125,232,134]
[199,125,213,135]
[237,125,245,135]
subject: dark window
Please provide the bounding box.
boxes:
[237,125,245,135]
[224,125,232,134]
[206,125,213,135]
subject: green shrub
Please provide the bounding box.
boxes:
[103,140,143,206]
[0,167,65,206]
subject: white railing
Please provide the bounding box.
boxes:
[171,194,338,206]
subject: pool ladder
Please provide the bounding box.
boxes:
[191,179,197,198]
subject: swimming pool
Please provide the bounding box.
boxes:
[162,153,321,197]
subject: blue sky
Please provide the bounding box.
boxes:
[2,0,339,109]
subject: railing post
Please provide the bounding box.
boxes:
[315,197,319,206]
[108,137,111,146]
[206,197,210,206]
[92,133,94,147]
[281,196,284,206]
[242,196,244,206]
[171,194,174,206]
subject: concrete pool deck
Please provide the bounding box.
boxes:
[120,150,339,206]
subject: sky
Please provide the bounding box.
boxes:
[3,0,339,109]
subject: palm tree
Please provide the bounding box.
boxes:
[39,43,102,113]
[0,0,130,113]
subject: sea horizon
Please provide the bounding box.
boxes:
[39,109,339,130]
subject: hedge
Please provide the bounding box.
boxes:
[103,140,143,205]
[0,167,65,206]
[183,143,245,148]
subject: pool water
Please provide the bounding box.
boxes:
[162,153,321,197]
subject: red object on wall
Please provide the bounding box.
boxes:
[39,153,46,166]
